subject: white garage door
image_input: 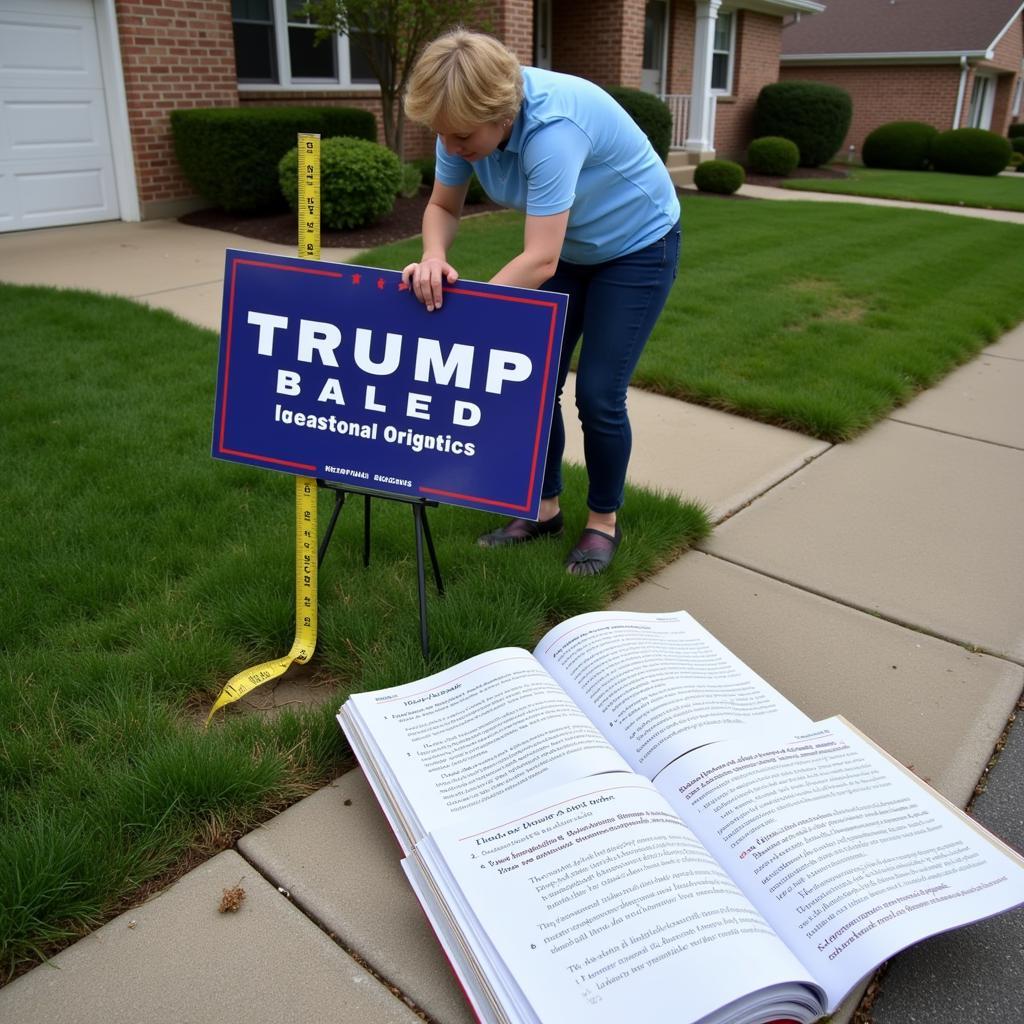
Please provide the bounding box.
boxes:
[0,0,120,231]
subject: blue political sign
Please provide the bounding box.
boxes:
[213,250,568,518]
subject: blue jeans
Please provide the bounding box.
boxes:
[540,221,681,514]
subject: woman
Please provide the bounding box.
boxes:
[402,30,680,576]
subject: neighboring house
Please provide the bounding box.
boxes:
[1,0,820,233]
[780,0,1024,160]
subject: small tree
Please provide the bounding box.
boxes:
[303,1,490,161]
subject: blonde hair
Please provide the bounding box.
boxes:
[404,30,523,130]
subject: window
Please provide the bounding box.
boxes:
[967,72,995,130]
[286,0,336,81]
[232,0,276,82]
[231,0,379,88]
[710,10,735,95]
[642,0,667,94]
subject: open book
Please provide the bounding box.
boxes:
[337,610,1024,1024]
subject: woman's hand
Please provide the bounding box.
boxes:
[402,256,460,312]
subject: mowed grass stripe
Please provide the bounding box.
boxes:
[359,196,1024,440]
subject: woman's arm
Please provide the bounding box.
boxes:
[402,179,469,311]
[489,210,570,290]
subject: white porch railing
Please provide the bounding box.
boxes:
[660,94,691,150]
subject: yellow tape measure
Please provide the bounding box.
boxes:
[207,134,322,724]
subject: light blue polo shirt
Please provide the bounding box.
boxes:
[434,66,680,265]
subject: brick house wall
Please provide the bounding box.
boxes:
[113,0,798,218]
[664,8,784,159]
[780,14,1024,158]
[552,0,645,88]
[481,0,534,63]
[115,0,237,218]
[780,64,965,159]
[715,11,785,160]
[116,0,504,217]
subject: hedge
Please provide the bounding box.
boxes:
[278,137,401,230]
[694,160,745,195]
[171,106,376,212]
[746,136,800,177]
[605,86,672,161]
[752,82,852,167]
[862,121,937,170]
[930,128,1013,177]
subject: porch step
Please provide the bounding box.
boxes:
[665,151,698,188]
[668,162,696,188]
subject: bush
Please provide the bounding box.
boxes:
[930,128,1013,176]
[694,159,745,195]
[746,136,800,176]
[278,137,401,229]
[466,174,488,204]
[605,86,672,161]
[398,162,423,198]
[1010,137,1024,155]
[398,158,488,203]
[752,82,852,167]
[862,121,938,170]
[410,156,436,186]
[171,106,376,212]
[1011,153,1024,168]
[1008,124,1024,139]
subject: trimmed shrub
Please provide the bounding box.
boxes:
[278,137,401,230]
[930,128,1013,176]
[410,156,436,186]
[752,82,852,167]
[746,136,800,176]
[1008,123,1024,139]
[398,162,423,198]
[466,174,488,204]
[1010,136,1024,155]
[862,121,938,170]
[694,159,745,195]
[399,158,488,203]
[605,86,672,160]
[1011,153,1024,168]
[171,106,376,212]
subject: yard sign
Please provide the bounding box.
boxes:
[213,249,568,519]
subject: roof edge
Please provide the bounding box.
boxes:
[991,3,1024,51]
[746,0,826,12]
[782,50,993,65]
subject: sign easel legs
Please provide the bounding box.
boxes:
[317,483,444,659]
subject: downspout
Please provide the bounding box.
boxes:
[953,55,969,128]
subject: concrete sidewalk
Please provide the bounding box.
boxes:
[1,203,1022,1023]
[737,180,1024,226]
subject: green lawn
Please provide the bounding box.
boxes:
[3,192,1023,976]
[0,284,708,978]
[360,195,1024,441]
[778,166,1024,212]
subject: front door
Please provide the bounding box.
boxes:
[642,0,668,94]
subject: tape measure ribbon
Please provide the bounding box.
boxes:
[207,134,321,724]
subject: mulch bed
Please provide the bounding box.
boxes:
[179,167,852,244]
[180,188,501,249]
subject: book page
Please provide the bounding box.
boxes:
[534,611,811,777]
[406,778,825,1024]
[340,648,633,852]
[657,718,1024,1011]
